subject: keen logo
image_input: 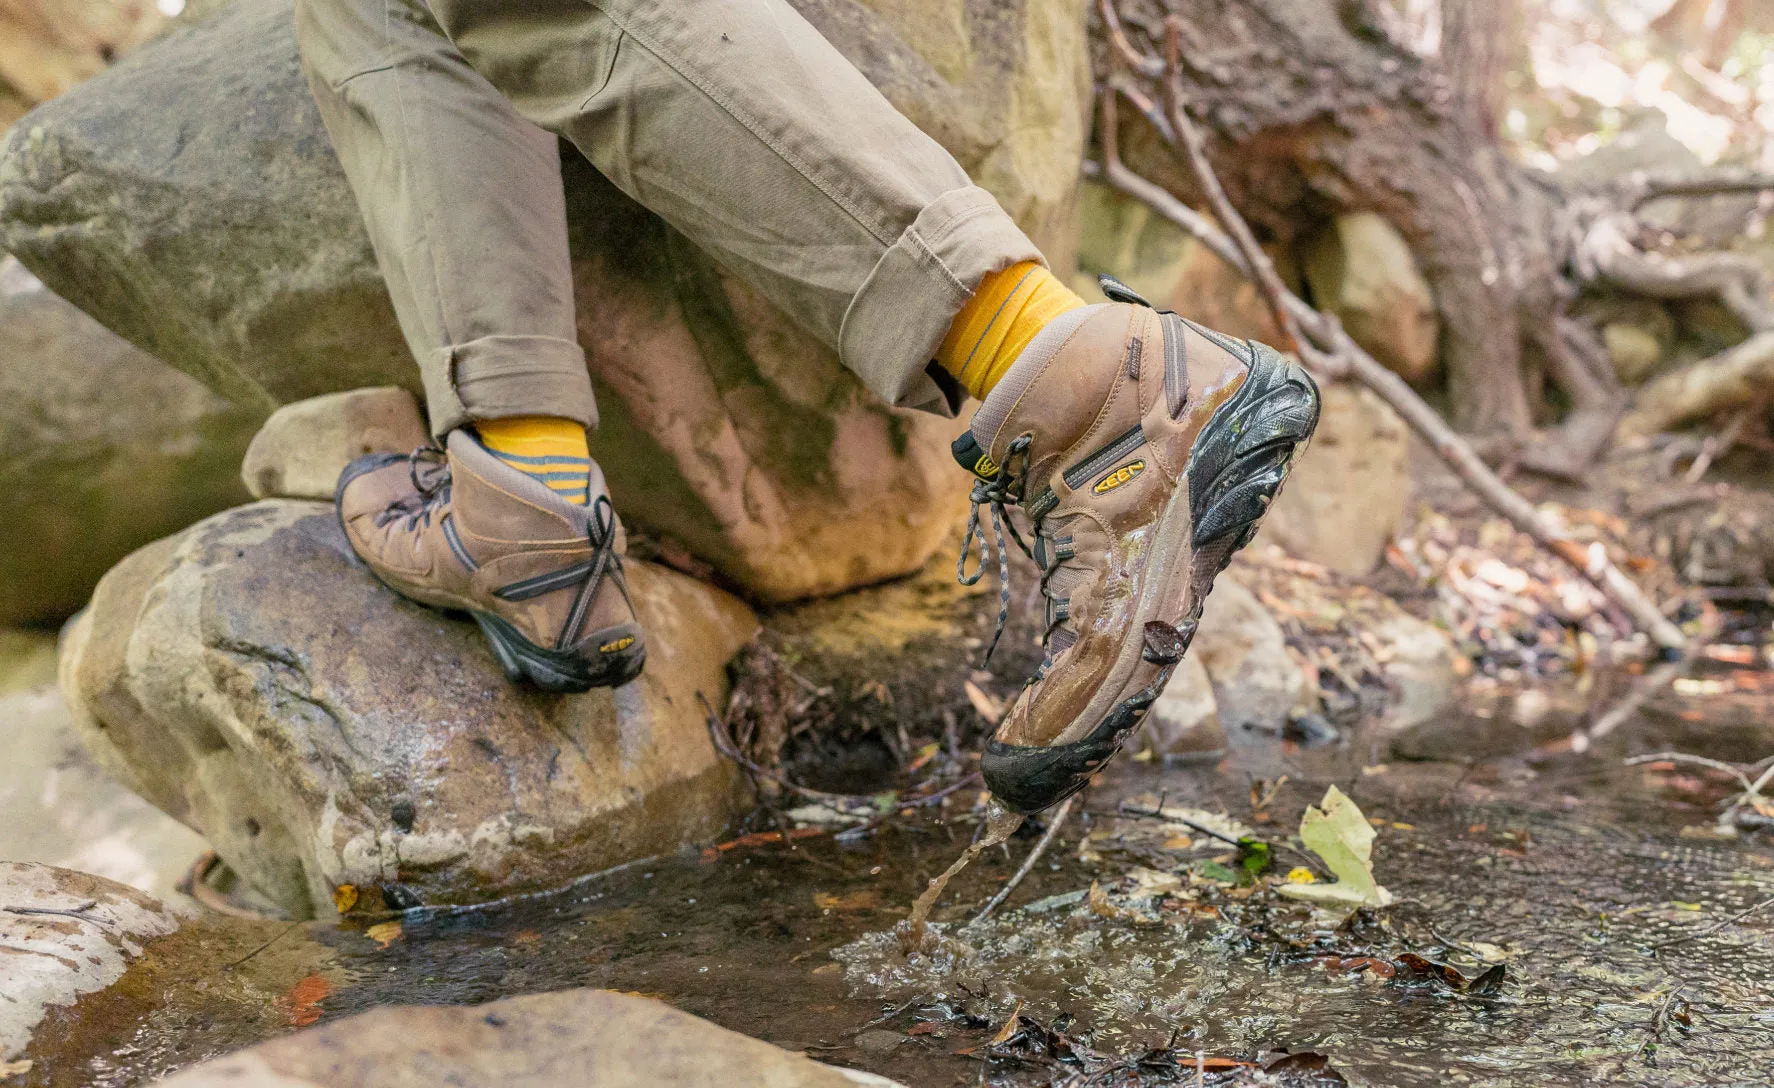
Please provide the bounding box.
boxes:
[973,454,1000,478]
[599,637,636,654]
[1094,460,1145,494]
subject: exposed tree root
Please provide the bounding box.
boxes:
[1091,0,1688,652]
[1620,332,1774,437]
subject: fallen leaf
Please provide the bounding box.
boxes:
[1276,786,1393,910]
[1285,867,1317,885]
[0,1059,33,1078]
[332,883,359,914]
[988,1001,1025,1046]
[964,680,1003,725]
[813,889,880,912]
[280,973,331,1026]
[366,920,403,948]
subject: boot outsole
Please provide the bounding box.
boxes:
[472,612,647,694]
[982,344,1321,813]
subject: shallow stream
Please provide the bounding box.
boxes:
[20,692,1774,1087]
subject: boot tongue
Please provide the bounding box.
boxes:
[950,304,1105,481]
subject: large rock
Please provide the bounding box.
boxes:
[0,258,262,625]
[1133,654,1224,762]
[1257,383,1410,577]
[0,0,1093,603]
[1191,579,1313,741]
[152,989,902,1088]
[0,862,183,1064]
[1301,212,1440,386]
[240,387,430,501]
[60,501,759,919]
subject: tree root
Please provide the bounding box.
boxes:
[1091,0,1688,653]
[1620,332,1774,436]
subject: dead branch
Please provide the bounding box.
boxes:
[1621,169,1774,211]
[1087,0,1687,652]
[1620,332,1774,437]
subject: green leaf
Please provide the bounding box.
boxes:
[1237,837,1272,883]
[1276,785,1393,910]
[1196,860,1239,884]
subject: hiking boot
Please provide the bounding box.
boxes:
[954,276,1320,812]
[335,429,646,693]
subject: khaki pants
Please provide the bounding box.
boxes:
[293,0,1043,436]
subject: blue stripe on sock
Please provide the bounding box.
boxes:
[489,449,592,467]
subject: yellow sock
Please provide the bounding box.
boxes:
[936,261,1086,401]
[474,416,592,506]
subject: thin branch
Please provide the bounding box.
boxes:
[1156,16,1307,355]
[970,795,1074,924]
[1625,170,1774,210]
[1653,892,1774,951]
[1623,751,1757,795]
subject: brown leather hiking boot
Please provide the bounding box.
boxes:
[954,276,1319,812]
[335,429,645,693]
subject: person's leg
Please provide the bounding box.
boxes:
[296,0,643,691]
[425,0,1053,414]
[294,0,595,441]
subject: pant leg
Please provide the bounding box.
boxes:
[427,0,1043,414]
[294,0,598,436]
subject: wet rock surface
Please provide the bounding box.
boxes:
[1191,579,1315,744]
[59,500,758,919]
[0,258,260,625]
[0,0,1093,603]
[0,863,183,1064]
[240,388,430,502]
[150,989,903,1088]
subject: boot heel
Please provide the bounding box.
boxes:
[471,612,646,694]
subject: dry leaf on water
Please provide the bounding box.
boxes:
[365,920,403,949]
[1276,786,1393,910]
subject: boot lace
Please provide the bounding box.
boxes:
[373,446,452,531]
[560,494,637,648]
[959,434,1064,664]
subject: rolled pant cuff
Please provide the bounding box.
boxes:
[422,334,598,437]
[840,185,1043,415]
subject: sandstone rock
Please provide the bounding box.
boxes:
[1372,612,1460,738]
[1258,384,1410,577]
[0,258,262,625]
[0,0,169,105]
[1191,579,1313,742]
[152,988,902,1088]
[0,0,1093,603]
[1302,212,1440,385]
[241,387,430,501]
[61,500,759,919]
[0,862,183,1063]
[1133,654,1225,762]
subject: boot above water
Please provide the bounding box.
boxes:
[954,276,1320,813]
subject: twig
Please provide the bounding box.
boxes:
[1653,893,1774,950]
[1624,751,1757,794]
[1156,15,1306,355]
[1719,760,1774,829]
[223,922,300,970]
[970,796,1075,924]
[702,694,980,821]
[1085,3,1687,652]
[0,900,114,929]
[1572,652,1695,751]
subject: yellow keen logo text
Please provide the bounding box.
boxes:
[973,454,1000,478]
[599,637,636,654]
[1093,460,1145,494]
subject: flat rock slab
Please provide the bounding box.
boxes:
[151,988,903,1088]
[61,500,758,919]
[0,862,184,1062]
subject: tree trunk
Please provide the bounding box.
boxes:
[1104,0,1559,441]
[1438,0,1520,141]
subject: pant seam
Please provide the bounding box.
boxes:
[590,2,897,249]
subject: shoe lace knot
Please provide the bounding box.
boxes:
[558,494,636,649]
[956,434,1038,664]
